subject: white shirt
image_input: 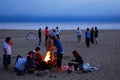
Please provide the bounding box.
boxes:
[3,42,12,55]
[55,29,60,35]
[76,30,82,36]
[15,58,27,71]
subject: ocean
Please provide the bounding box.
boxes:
[0,22,120,30]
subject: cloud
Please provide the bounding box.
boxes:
[0,0,120,17]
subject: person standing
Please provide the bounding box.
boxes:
[45,27,49,46]
[94,27,99,45]
[38,28,42,46]
[45,27,49,41]
[76,27,82,43]
[2,37,14,69]
[85,28,91,48]
[90,27,94,44]
[55,26,60,39]
[50,33,63,68]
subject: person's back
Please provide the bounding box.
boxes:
[26,56,35,73]
[15,57,27,71]
[86,30,91,38]
[54,39,63,54]
[45,27,49,41]
[95,27,98,38]
[76,27,82,42]
[90,27,94,44]
[75,56,84,65]
[55,26,60,39]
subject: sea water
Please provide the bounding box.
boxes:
[0,22,120,30]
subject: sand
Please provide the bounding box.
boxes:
[0,29,120,80]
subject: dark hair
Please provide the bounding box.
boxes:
[28,51,34,55]
[27,56,32,62]
[72,50,80,58]
[95,27,97,30]
[45,27,48,30]
[87,28,89,31]
[35,47,40,51]
[16,55,22,63]
[5,37,11,42]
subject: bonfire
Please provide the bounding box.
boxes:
[44,50,57,68]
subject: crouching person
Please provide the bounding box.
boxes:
[26,56,35,74]
[15,55,27,75]
[68,50,84,72]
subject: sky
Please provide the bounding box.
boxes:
[0,0,120,21]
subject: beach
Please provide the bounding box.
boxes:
[0,29,120,80]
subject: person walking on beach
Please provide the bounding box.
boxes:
[94,27,99,45]
[2,37,14,69]
[85,28,91,48]
[55,26,60,39]
[90,27,94,44]
[38,28,42,46]
[76,27,82,43]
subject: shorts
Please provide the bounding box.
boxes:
[3,55,11,64]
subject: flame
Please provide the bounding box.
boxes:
[44,51,51,62]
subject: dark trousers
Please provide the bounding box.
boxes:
[56,34,60,39]
[86,38,90,47]
[3,55,11,64]
[57,54,63,67]
[38,38,41,46]
[91,37,94,44]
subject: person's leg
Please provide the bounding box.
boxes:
[88,38,91,47]
[57,54,63,67]
[86,38,89,47]
[39,38,41,46]
[3,55,11,69]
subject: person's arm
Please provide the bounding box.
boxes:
[3,48,8,56]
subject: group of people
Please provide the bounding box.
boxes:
[76,27,99,47]
[14,47,50,75]
[85,27,99,47]
[38,26,61,46]
[2,26,99,76]
[2,30,63,75]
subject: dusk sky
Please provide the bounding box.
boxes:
[0,0,120,21]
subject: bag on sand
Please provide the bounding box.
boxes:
[82,63,99,72]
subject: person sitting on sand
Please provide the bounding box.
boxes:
[68,50,84,70]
